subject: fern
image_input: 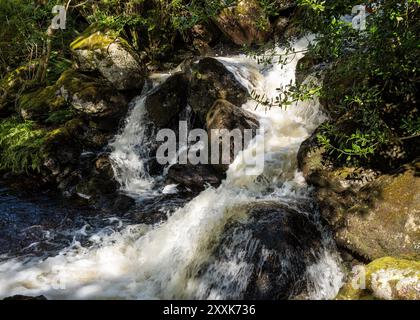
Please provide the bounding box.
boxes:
[0,118,47,173]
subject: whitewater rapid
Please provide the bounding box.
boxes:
[0,36,343,299]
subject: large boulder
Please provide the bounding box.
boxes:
[337,257,420,300]
[298,133,420,261]
[213,0,271,46]
[145,73,189,127]
[188,58,248,123]
[335,163,420,261]
[70,29,145,91]
[206,99,259,172]
[18,70,128,126]
[199,201,323,299]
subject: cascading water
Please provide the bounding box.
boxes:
[0,36,344,300]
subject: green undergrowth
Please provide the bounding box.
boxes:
[0,118,48,173]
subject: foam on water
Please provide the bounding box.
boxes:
[0,36,343,299]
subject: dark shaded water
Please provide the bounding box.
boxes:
[0,183,191,260]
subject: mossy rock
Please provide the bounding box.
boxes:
[299,129,420,261]
[335,162,420,261]
[213,0,271,46]
[70,27,116,51]
[18,69,127,123]
[19,85,66,121]
[70,28,145,91]
[337,257,420,300]
[188,57,249,123]
[56,69,128,120]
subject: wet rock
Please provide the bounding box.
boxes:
[95,154,115,181]
[205,201,322,299]
[75,154,119,198]
[64,118,112,150]
[145,73,189,127]
[213,0,271,46]
[337,257,420,300]
[112,194,135,212]
[3,295,47,300]
[41,127,81,177]
[206,99,259,172]
[188,58,248,123]
[166,164,224,191]
[132,194,193,225]
[76,176,118,197]
[70,29,146,91]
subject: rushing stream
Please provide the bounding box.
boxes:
[0,36,344,299]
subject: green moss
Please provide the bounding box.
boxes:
[366,257,420,279]
[337,257,420,300]
[0,118,47,173]
[56,69,107,103]
[18,85,66,120]
[45,109,75,125]
[70,29,115,51]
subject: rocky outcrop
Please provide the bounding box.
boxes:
[188,58,248,123]
[335,164,420,261]
[337,257,420,300]
[214,0,271,46]
[206,99,259,172]
[18,70,128,127]
[298,132,420,261]
[166,164,224,192]
[70,29,145,91]
[145,73,189,127]
[204,201,322,299]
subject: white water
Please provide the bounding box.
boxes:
[0,36,343,299]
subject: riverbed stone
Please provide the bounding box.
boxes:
[188,58,249,123]
[206,99,259,173]
[166,164,224,191]
[145,72,189,127]
[203,201,323,299]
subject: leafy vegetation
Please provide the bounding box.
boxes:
[73,0,236,61]
[0,0,419,173]
[0,118,47,173]
[0,0,80,85]
[298,0,420,165]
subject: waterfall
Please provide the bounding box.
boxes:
[0,36,344,300]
